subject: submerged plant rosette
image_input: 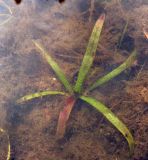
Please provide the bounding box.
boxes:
[17,13,137,155]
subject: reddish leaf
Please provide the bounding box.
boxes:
[56,96,76,138]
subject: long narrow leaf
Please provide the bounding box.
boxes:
[0,128,11,160]
[0,1,12,15]
[0,16,12,26]
[17,91,66,103]
[74,14,105,94]
[33,40,73,94]
[0,1,12,26]
[88,50,137,91]
[118,19,129,49]
[80,96,134,154]
[56,96,76,138]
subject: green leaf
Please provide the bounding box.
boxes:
[17,91,66,103]
[88,49,137,91]
[80,96,134,154]
[118,18,129,49]
[0,128,11,160]
[74,14,105,94]
[33,40,73,94]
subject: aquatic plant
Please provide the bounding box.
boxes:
[17,13,137,154]
[0,128,11,160]
[0,1,12,26]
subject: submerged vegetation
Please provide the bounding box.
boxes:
[0,128,10,160]
[0,1,12,26]
[17,13,137,155]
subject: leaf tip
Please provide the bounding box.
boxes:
[100,13,106,20]
[96,13,106,25]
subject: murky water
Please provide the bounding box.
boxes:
[0,0,148,160]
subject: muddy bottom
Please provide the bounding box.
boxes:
[0,0,148,160]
